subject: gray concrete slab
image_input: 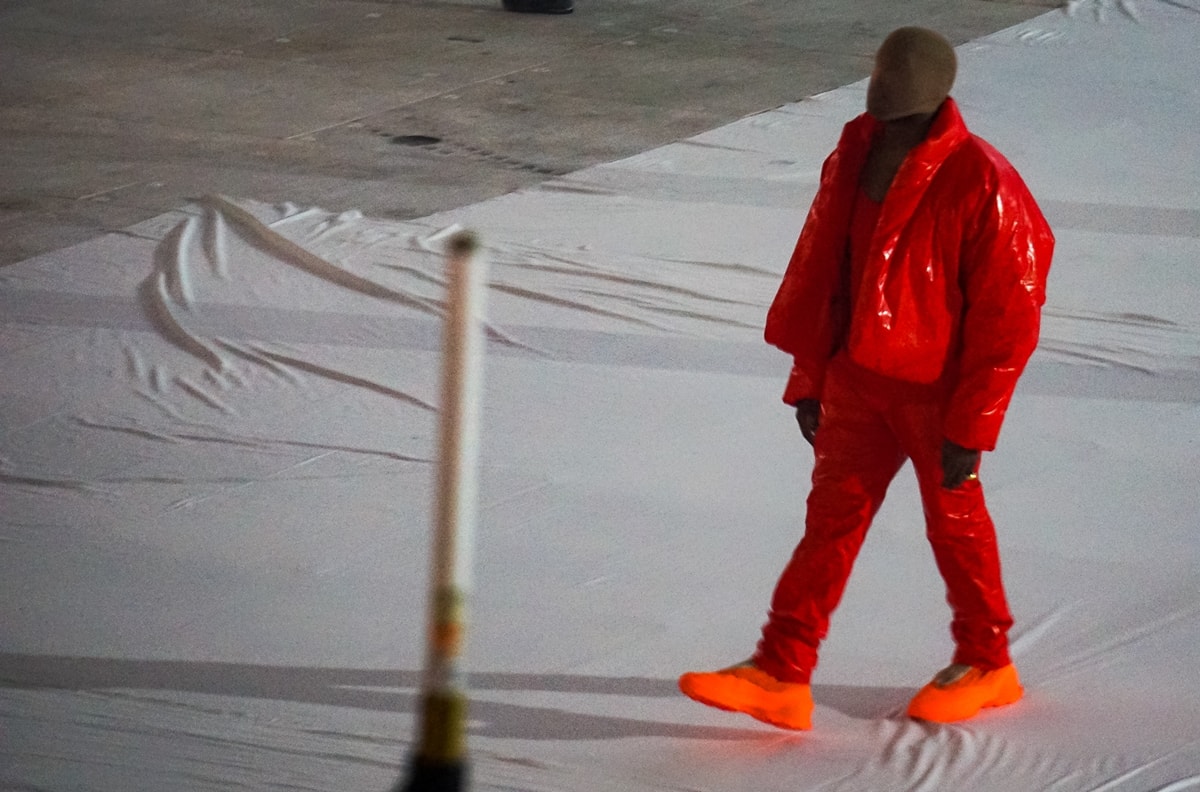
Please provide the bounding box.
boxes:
[0,0,1058,266]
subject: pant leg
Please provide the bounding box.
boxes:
[892,399,1014,670]
[754,363,906,684]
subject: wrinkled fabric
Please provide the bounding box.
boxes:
[764,98,1054,452]
[754,356,1014,684]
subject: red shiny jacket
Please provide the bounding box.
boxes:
[765,98,1054,452]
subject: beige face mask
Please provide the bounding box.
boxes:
[866,27,958,122]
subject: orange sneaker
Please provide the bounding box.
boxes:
[906,663,1023,723]
[678,661,813,730]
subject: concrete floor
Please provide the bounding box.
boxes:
[0,0,1057,267]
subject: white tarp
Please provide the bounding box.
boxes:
[3,2,1200,790]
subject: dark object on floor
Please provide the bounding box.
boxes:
[503,0,574,14]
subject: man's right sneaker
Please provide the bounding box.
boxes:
[678,661,813,730]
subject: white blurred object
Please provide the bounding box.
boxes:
[1063,0,1143,21]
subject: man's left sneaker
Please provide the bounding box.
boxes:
[678,661,813,730]
[906,663,1023,723]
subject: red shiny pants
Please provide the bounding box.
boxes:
[754,357,1014,684]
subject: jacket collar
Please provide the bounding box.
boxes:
[847,97,971,163]
[908,97,971,163]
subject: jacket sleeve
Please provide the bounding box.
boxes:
[764,148,848,405]
[782,362,821,405]
[944,175,1054,451]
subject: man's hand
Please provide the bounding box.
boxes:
[795,399,821,446]
[941,439,981,489]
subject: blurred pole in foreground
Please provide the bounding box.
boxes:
[399,231,487,792]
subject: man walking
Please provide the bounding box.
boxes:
[679,27,1054,730]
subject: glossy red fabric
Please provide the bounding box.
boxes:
[754,355,1015,684]
[764,98,1054,452]
[848,187,883,312]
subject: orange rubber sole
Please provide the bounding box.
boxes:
[679,666,813,730]
[907,663,1023,723]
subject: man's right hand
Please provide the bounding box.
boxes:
[794,399,821,446]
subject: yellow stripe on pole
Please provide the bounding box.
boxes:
[417,691,469,763]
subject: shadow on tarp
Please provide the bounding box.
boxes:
[0,653,910,739]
